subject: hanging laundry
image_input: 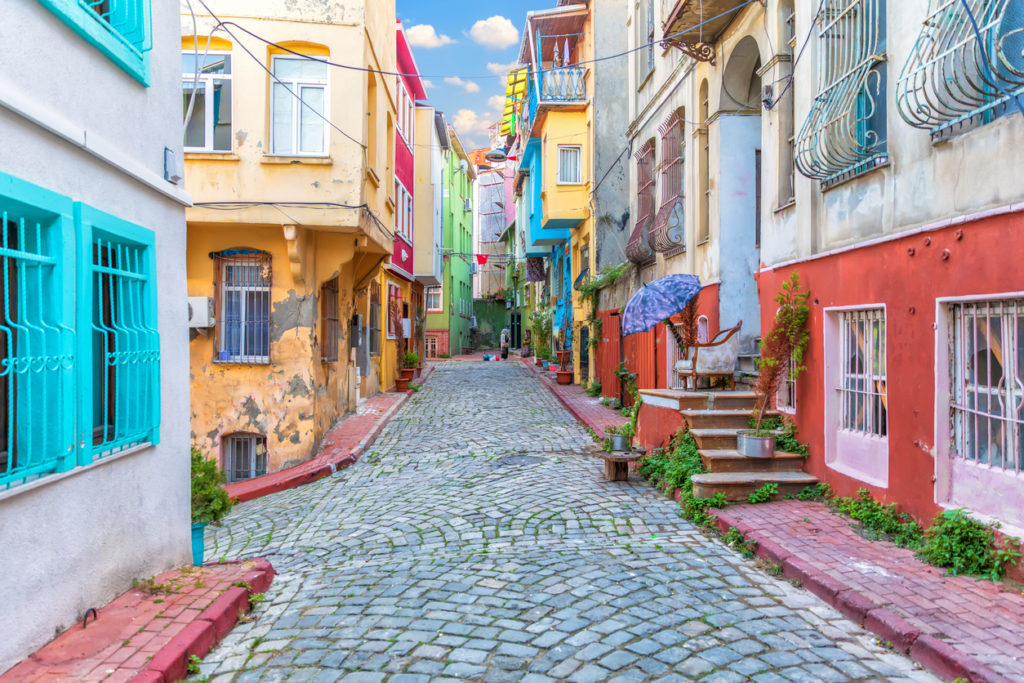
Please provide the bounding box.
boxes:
[476,254,489,266]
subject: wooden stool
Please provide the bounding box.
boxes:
[598,452,642,481]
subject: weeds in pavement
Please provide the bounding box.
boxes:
[918,508,1021,580]
[747,483,779,504]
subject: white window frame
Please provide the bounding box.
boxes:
[269,55,329,157]
[935,293,1024,532]
[824,305,888,487]
[394,179,413,243]
[426,285,443,313]
[182,51,233,152]
[224,433,267,483]
[396,81,415,147]
[557,145,583,185]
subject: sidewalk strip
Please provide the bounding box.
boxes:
[520,358,627,436]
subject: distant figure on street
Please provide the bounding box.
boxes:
[522,330,532,357]
[500,327,510,360]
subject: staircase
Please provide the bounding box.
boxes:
[641,389,816,502]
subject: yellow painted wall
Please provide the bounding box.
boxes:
[375,272,413,391]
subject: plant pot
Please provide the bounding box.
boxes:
[607,433,631,452]
[395,377,411,391]
[555,370,573,385]
[737,431,776,458]
[416,365,423,377]
[535,357,544,367]
[400,368,415,381]
[556,350,571,363]
[191,522,207,567]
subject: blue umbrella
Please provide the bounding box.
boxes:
[621,274,702,336]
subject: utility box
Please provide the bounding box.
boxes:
[187,297,215,328]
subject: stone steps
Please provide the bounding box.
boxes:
[688,428,740,450]
[681,408,769,430]
[691,471,818,502]
[699,449,806,473]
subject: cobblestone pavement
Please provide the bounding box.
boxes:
[196,362,936,683]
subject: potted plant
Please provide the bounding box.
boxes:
[606,423,634,451]
[738,273,810,458]
[403,351,419,380]
[191,447,233,566]
[395,375,411,391]
[554,327,574,385]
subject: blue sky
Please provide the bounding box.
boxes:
[397,1,545,150]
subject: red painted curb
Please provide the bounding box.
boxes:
[524,360,608,435]
[780,556,848,608]
[834,589,877,626]
[130,560,274,683]
[863,607,921,653]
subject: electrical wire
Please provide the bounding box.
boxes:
[766,0,826,109]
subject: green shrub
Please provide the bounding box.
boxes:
[191,447,233,524]
[791,482,832,501]
[917,509,1021,580]
[403,351,420,368]
[586,379,602,397]
[637,430,726,528]
[752,415,809,456]
[724,526,758,558]
[747,482,778,504]
[832,489,923,548]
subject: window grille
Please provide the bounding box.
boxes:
[214,251,270,363]
[78,0,151,55]
[270,56,329,155]
[557,146,582,184]
[183,52,232,152]
[651,111,686,254]
[626,141,656,264]
[90,234,159,457]
[369,281,381,356]
[0,204,76,489]
[795,0,888,187]
[225,433,267,482]
[320,277,339,362]
[950,298,1024,473]
[426,285,442,312]
[838,308,887,437]
[897,0,1024,139]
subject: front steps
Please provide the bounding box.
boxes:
[640,388,817,502]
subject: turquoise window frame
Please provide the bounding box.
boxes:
[37,0,152,86]
[76,203,161,461]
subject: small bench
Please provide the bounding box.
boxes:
[597,451,643,481]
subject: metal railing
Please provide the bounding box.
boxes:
[78,0,152,57]
[897,0,1024,137]
[540,66,586,102]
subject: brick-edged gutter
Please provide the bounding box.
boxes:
[709,509,1013,683]
[129,560,275,683]
[225,366,434,503]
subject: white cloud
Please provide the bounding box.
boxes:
[453,109,499,140]
[444,76,481,94]
[405,24,455,48]
[488,95,506,112]
[469,16,519,50]
[487,61,520,76]
[421,79,435,89]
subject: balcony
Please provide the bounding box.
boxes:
[662,0,749,62]
[539,65,586,102]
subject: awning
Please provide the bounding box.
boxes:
[501,67,529,136]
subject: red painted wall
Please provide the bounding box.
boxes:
[636,402,685,453]
[758,211,1024,525]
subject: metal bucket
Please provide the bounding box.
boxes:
[608,433,630,452]
[738,432,775,458]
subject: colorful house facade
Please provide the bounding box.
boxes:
[413,106,445,362]
[182,0,399,477]
[0,0,190,671]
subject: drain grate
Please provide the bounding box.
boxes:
[496,455,544,467]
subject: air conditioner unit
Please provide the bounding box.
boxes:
[187,296,215,328]
[470,315,478,329]
[464,198,473,212]
[470,263,478,275]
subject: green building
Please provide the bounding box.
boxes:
[425,125,476,358]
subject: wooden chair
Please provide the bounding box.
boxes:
[674,321,742,390]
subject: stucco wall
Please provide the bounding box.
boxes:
[0,0,190,673]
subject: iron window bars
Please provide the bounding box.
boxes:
[225,433,267,482]
[39,0,152,84]
[626,141,657,264]
[651,110,686,254]
[795,0,889,187]
[214,251,271,364]
[0,175,159,491]
[320,277,339,362]
[182,52,232,152]
[897,0,1024,138]
[838,308,888,437]
[950,298,1024,473]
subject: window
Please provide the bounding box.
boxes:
[795,0,887,186]
[387,283,401,339]
[224,433,267,482]
[396,82,415,146]
[39,0,152,84]
[698,80,711,242]
[271,56,329,156]
[0,172,160,491]
[426,285,442,312]
[777,355,797,413]
[395,180,412,242]
[625,141,656,264]
[950,299,1024,473]
[183,52,232,152]
[214,251,271,363]
[557,146,582,184]
[697,315,709,344]
[425,335,438,358]
[898,0,1024,139]
[652,110,685,253]
[839,309,887,436]
[320,277,339,362]
[635,0,655,87]
[367,73,379,173]
[369,281,381,356]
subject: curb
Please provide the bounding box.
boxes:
[710,509,1009,683]
[130,559,275,683]
[225,371,435,503]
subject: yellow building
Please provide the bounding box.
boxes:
[181,0,399,477]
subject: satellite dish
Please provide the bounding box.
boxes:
[458,159,469,173]
[485,148,508,162]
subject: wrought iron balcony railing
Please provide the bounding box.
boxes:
[539,66,586,102]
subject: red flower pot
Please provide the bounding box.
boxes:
[535,358,544,367]
[555,370,573,385]
[395,377,411,391]
[400,368,415,381]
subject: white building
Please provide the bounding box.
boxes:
[0,0,191,671]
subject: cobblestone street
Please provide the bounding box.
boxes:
[197,362,935,683]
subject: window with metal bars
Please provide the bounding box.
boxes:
[795,0,888,187]
[651,110,685,254]
[626,141,656,264]
[897,0,1024,139]
[369,281,381,356]
[320,277,339,363]
[224,432,267,482]
[950,298,1024,473]
[40,0,152,84]
[214,251,271,364]
[838,308,887,437]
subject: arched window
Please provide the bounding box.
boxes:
[269,44,330,156]
[697,315,709,344]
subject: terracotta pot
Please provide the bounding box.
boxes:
[416,365,423,377]
[535,357,544,367]
[400,368,415,381]
[556,350,571,363]
[555,370,573,385]
[395,377,411,391]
